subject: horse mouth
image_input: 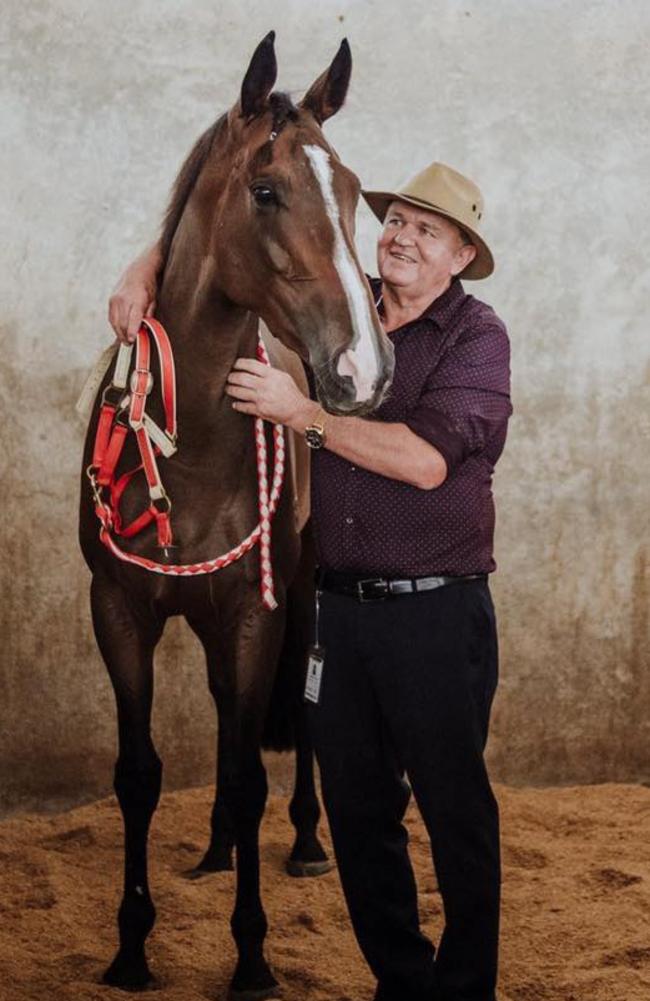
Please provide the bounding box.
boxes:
[311,347,393,417]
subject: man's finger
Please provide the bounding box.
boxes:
[117,300,133,343]
[232,401,258,414]
[226,372,258,388]
[225,385,257,401]
[233,357,267,374]
[145,299,156,318]
[108,299,122,340]
[126,304,142,343]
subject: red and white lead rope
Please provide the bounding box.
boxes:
[87,320,285,611]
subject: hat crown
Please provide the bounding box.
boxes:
[396,162,485,229]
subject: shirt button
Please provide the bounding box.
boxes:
[345,517,354,525]
[350,466,356,471]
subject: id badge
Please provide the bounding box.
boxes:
[304,644,325,704]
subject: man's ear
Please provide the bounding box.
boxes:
[452,242,477,276]
[240,31,278,120]
[300,38,352,125]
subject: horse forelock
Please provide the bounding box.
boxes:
[268,91,300,132]
[247,92,302,173]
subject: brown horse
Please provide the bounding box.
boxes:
[79,32,394,1000]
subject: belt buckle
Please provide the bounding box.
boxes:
[357,578,388,602]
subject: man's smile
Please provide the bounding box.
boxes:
[389,250,417,263]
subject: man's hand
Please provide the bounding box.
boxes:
[226,358,318,429]
[108,242,162,345]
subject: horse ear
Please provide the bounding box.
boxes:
[240,31,278,119]
[300,38,352,125]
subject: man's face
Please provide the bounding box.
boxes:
[376,200,476,295]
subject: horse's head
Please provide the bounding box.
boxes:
[175,33,394,416]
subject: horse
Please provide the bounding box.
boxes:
[79,31,394,1000]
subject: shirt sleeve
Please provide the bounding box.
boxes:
[404,319,513,476]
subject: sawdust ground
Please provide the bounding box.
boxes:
[1,782,649,1001]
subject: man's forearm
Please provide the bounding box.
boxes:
[225,359,447,489]
[136,240,164,279]
[288,401,447,490]
[108,240,164,342]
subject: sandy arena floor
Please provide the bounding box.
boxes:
[1,782,649,1001]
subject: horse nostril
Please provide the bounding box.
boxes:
[336,348,376,403]
[336,350,358,381]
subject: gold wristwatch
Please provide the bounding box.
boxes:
[304,408,328,450]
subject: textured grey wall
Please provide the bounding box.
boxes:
[2,0,648,813]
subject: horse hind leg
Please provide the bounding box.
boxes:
[181,615,236,879]
[263,544,332,879]
[184,722,236,878]
[185,622,333,884]
[90,571,164,991]
[286,705,334,878]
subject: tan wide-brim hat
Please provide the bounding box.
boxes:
[362,161,494,280]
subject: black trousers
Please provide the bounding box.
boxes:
[307,578,501,1001]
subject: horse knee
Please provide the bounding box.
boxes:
[114,753,163,816]
[221,758,268,823]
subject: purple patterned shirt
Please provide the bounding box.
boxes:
[310,277,512,576]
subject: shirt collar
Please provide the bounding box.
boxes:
[420,277,466,329]
[369,276,467,331]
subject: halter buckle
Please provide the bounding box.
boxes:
[150,489,172,514]
[130,369,154,396]
[101,383,125,408]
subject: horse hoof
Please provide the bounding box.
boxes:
[229,960,280,1001]
[102,951,157,992]
[182,854,235,879]
[285,857,335,878]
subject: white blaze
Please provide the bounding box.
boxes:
[303,144,381,402]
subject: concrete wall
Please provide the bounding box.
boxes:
[2,0,648,814]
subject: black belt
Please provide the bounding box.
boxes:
[317,568,487,603]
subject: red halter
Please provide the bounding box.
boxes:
[87,319,285,610]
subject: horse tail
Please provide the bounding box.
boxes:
[261,521,316,752]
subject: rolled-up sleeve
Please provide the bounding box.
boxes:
[405,320,513,477]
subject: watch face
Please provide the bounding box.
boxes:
[305,427,324,449]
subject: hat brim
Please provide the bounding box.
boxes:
[361,190,494,280]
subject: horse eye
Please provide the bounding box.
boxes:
[251,185,277,207]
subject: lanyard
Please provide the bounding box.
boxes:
[314,588,322,648]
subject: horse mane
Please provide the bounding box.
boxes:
[158,114,226,274]
[158,92,300,276]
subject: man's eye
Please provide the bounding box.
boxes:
[251,185,277,207]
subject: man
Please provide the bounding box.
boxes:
[109,161,511,1001]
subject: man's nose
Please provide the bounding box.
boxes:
[394,226,415,245]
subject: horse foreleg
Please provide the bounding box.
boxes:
[286,703,334,878]
[226,742,277,1001]
[191,608,282,1000]
[90,572,164,991]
